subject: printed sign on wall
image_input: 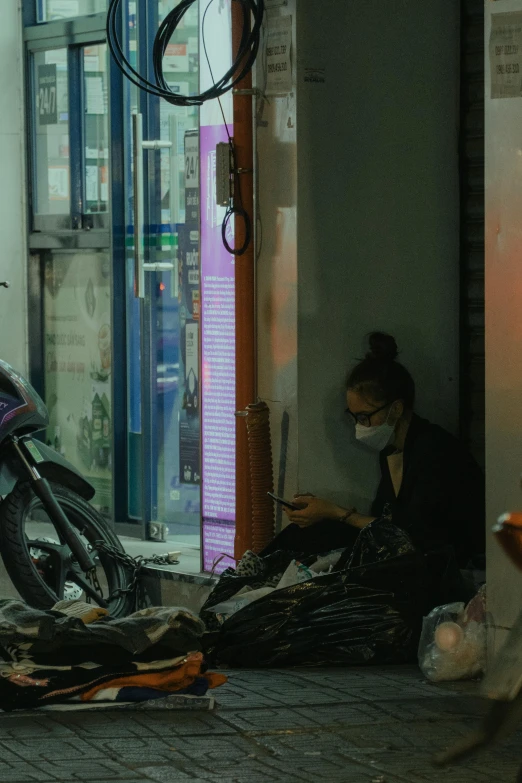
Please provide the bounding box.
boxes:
[44,251,113,515]
[265,16,292,95]
[490,12,522,98]
[178,224,201,486]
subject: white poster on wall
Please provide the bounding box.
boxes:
[86,165,98,202]
[265,15,292,95]
[163,43,189,73]
[47,0,80,19]
[48,166,69,201]
[490,12,522,98]
[85,76,106,115]
[84,47,101,73]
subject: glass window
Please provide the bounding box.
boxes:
[83,44,109,214]
[43,250,113,518]
[37,0,106,23]
[152,1,201,539]
[34,48,70,216]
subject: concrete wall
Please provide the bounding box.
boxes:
[294,0,461,512]
[258,0,459,510]
[257,1,460,515]
[484,0,522,653]
[0,1,28,376]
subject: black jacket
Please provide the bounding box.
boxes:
[370,414,485,567]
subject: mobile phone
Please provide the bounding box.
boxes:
[267,491,299,510]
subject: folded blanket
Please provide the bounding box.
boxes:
[81,653,227,700]
[0,651,228,711]
[0,600,204,665]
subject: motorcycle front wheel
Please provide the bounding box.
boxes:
[0,481,135,618]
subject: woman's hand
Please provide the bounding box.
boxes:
[284,495,354,528]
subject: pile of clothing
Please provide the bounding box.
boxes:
[0,599,226,712]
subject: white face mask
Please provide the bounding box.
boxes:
[355,409,396,452]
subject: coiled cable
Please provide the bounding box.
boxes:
[107,0,265,107]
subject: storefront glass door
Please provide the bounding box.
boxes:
[26,0,237,562]
[123,0,202,546]
[150,0,201,543]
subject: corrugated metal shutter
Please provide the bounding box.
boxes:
[460,0,484,470]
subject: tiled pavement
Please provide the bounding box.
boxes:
[0,665,519,783]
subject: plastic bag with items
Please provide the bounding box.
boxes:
[418,585,487,682]
[205,558,323,622]
[201,519,438,668]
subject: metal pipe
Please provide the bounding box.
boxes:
[233,87,260,398]
[252,89,259,399]
[231,2,256,559]
[132,113,145,299]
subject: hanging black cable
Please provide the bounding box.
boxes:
[222,201,251,256]
[220,143,252,257]
[107,0,264,107]
[199,0,252,256]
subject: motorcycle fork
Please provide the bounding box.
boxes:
[12,437,95,574]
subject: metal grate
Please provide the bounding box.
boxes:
[460,0,485,470]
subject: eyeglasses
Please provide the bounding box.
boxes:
[345,402,390,428]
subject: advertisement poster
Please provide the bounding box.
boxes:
[185,130,199,223]
[43,251,112,516]
[199,0,236,573]
[200,124,236,573]
[178,223,200,486]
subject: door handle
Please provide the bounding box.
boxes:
[132,113,173,299]
[143,262,174,272]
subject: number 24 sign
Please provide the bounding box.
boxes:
[38,64,58,125]
[185,132,199,188]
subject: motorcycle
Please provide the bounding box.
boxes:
[435,510,522,780]
[0,354,135,618]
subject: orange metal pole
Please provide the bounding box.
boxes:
[232,2,255,559]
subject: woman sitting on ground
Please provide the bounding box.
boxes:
[261,332,485,568]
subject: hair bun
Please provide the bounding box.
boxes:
[366,332,398,362]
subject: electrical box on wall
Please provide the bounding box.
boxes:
[215,141,232,206]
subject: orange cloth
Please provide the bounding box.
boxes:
[80,654,227,701]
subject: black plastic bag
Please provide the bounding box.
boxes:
[204,553,427,667]
[202,519,438,667]
[201,549,299,633]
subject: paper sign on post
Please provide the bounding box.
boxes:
[265,16,292,95]
[490,12,522,98]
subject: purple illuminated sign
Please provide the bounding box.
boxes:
[200,125,236,573]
